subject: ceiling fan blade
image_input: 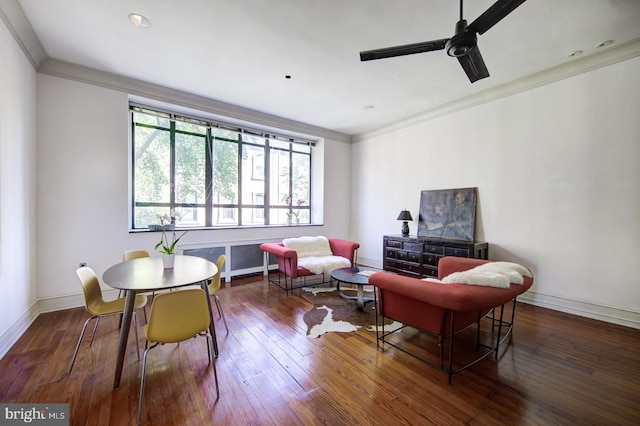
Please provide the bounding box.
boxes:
[360,38,448,61]
[467,0,527,35]
[457,47,490,83]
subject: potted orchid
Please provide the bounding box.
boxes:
[154,209,188,267]
[285,195,305,225]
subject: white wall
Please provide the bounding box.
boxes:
[35,75,353,307]
[352,57,640,328]
[0,17,37,355]
[2,20,638,361]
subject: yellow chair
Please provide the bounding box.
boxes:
[137,289,219,425]
[123,249,150,261]
[121,249,156,319]
[208,255,229,335]
[119,249,150,298]
[69,267,148,374]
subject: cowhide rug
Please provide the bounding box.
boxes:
[301,286,398,338]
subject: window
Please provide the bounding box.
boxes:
[130,104,314,229]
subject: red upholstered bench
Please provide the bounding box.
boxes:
[369,256,533,383]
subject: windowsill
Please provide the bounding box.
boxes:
[129,223,323,233]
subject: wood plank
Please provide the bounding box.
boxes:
[0,275,638,425]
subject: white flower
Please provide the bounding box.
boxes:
[170,208,184,221]
[157,213,171,224]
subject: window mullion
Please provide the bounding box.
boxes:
[205,128,213,227]
[263,139,270,225]
[288,143,294,217]
[170,120,176,215]
[237,133,243,226]
[130,117,137,229]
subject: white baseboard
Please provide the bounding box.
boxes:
[518,290,640,330]
[0,301,39,360]
[38,292,87,314]
[357,257,383,270]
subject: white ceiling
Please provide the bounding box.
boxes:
[8,0,640,135]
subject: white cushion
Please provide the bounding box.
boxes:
[283,236,333,258]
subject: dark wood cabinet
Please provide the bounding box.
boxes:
[383,235,488,278]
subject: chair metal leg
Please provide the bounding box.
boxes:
[137,343,158,426]
[205,334,211,364]
[133,310,140,361]
[495,304,506,359]
[448,310,455,385]
[70,308,142,375]
[68,316,96,374]
[89,316,101,346]
[214,295,229,335]
[205,333,220,399]
[213,295,223,319]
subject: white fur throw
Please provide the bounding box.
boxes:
[283,236,333,258]
[298,255,351,276]
[474,261,532,279]
[441,262,531,289]
[422,277,444,284]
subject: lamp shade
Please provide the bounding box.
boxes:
[397,210,413,221]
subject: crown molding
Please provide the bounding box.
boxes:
[0,0,46,69]
[38,57,351,143]
[353,37,640,142]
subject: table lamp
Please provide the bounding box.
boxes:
[397,210,413,236]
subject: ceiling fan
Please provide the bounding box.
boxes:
[359,0,528,83]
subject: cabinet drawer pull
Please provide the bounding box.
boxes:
[424,245,445,255]
[445,247,469,257]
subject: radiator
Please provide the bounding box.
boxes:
[181,238,279,284]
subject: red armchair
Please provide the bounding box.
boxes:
[261,237,360,293]
[369,257,533,383]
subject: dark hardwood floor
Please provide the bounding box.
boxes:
[1,274,639,425]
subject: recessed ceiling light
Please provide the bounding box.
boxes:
[285,75,292,79]
[595,40,614,49]
[567,50,583,58]
[128,13,151,28]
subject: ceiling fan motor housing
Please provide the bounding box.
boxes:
[446,19,477,57]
